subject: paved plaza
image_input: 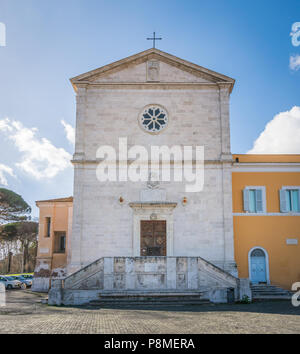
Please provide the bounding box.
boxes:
[0,290,299,334]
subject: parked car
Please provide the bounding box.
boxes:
[21,274,33,280]
[0,276,22,290]
[10,275,32,288]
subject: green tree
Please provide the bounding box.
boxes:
[0,188,31,223]
[0,221,38,273]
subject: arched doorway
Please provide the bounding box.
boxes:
[249,247,269,284]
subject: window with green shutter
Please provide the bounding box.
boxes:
[243,187,265,213]
[249,190,256,213]
[281,189,300,212]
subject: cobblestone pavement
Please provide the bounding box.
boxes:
[0,290,299,334]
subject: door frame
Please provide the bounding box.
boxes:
[129,202,177,257]
[248,246,270,284]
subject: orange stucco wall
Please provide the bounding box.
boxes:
[36,201,72,270]
[234,216,300,289]
[232,172,300,213]
[232,154,300,289]
[233,154,300,163]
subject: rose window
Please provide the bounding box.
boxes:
[140,105,168,134]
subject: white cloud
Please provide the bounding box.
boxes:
[61,119,75,146]
[289,55,300,71]
[0,118,72,179]
[248,106,300,154]
[0,164,15,186]
[0,118,13,132]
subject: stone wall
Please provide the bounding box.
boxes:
[69,162,236,275]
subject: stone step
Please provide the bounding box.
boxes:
[99,290,207,297]
[251,287,285,290]
[97,291,208,301]
[251,289,289,293]
[251,285,289,289]
[251,287,281,290]
[251,289,292,294]
[99,290,206,295]
[251,284,287,287]
[253,295,292,300]
[251,289,288,293]
[252,292,290,296]
[89,299,211,306]
[97,296,206,302]
[252,289,287,292]
[88,290,212,306]
[251,284,294,300]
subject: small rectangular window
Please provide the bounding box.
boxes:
[54,232,66,253]
[45,217,51,237]
[60,235,66,252]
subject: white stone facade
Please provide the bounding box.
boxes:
[68,48,237,277]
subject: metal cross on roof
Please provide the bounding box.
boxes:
[147,32,162,48]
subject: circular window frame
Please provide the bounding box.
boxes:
[138,104,169,135]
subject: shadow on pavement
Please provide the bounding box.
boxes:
[78,300,300,316]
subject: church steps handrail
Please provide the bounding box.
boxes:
[63,258,104,285]
[66,269,103,289]
[196,256,238,281]
[199,269,237,287]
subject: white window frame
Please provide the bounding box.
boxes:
[281,186,300,213]
[244,186,266,213]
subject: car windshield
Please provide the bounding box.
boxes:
[5,276,14,281]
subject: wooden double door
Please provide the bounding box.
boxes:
[140,220,166,256]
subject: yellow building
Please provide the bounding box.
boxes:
[232,154,300,290]
[35,155,300,290]
[34,197,73,290]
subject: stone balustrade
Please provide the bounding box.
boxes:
[48,256,251,305]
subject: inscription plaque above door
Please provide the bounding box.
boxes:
[140,220,166,256]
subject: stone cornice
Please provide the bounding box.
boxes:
[129,202,177,209]
[233,162,300,172]
[71,158,233,165]
[73,81,232,91]
[70,48,235,93]
[36,201,73,207]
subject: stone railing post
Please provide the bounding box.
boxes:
[238,278,252,302]
[48,279,63,306]
[103,257,114,290]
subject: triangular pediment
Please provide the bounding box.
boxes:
[70,48,235,91]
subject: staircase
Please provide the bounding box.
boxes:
[251,284,294,300]
[48,256,251,306]
[88,290,211,307]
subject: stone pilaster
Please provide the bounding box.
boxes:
[218,83,232,160]
[73,86,87,161]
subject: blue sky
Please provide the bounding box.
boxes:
[0,0,299,216]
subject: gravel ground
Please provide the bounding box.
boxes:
[0,290,299,334]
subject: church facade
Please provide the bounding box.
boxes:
[68,48,236,277]
[32,49,300,301]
